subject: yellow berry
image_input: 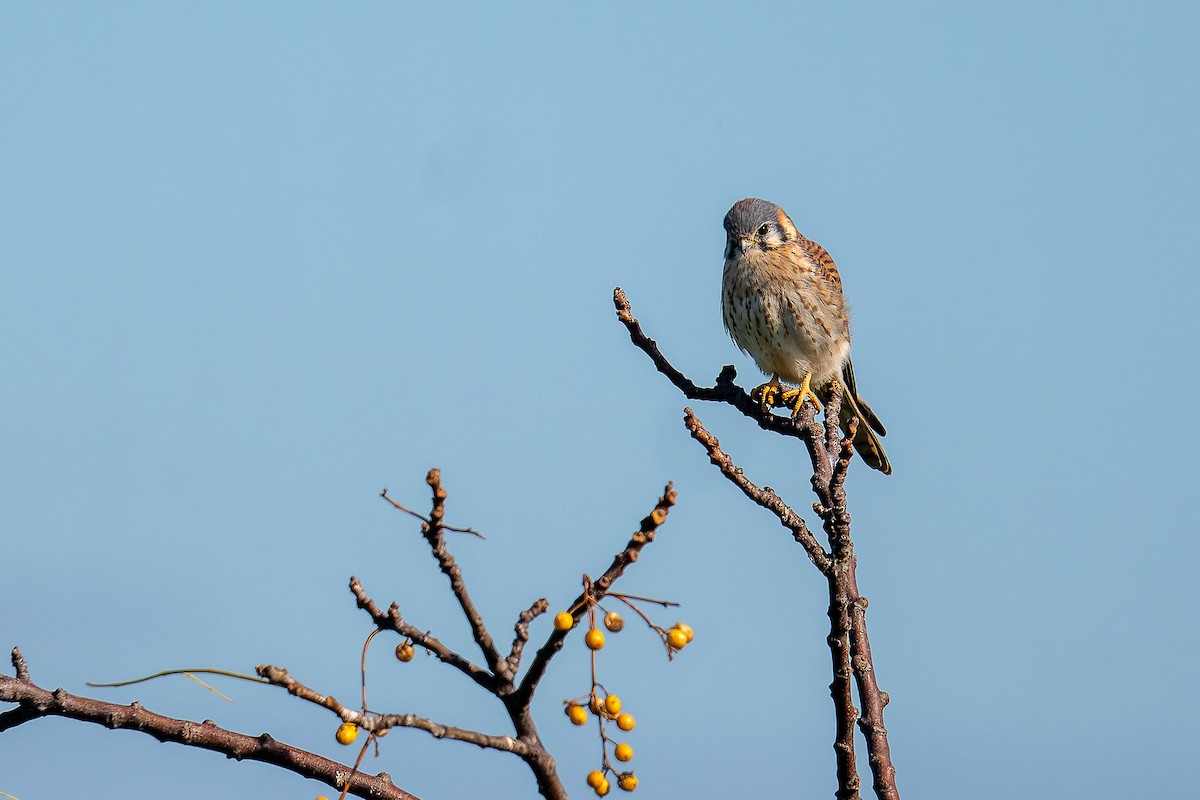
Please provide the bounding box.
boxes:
[395,641,415,662]
[585,628,605,650]
[596,778,611,797]
[604,611,625,632]
[615,712,635,731]
[604,694,622,716]
[554,612,574,631]
[617,772,638,792]
[674,622,695,643]
[614,742,633,762]
[565,703,588,725]
[335,722,358,745]
[666,628,688,650]
[586,770,606,789]
[589,695,605,715]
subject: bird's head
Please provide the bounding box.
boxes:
[723,198,798,260]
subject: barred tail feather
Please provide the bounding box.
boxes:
[838,360,891,474]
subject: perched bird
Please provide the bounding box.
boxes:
[721,198,891,474]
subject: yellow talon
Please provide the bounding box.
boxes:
[751,374,785,413]
[782,372,823,417]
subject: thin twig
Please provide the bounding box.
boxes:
[607,591,680,608]
[381,488,484,538]
[610,594,662,633]
[361,629,383,712]
[86,668,269,689]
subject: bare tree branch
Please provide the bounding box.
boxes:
[827,565,861,799]
[3,414,681,800]
[256,664,352,717]
[514,483,678,707]
[256,664,530,756]
[614,287,901,800]
[506,599,550,680]
[0,649,416,800]
[358,474,679,800]
[682,408,831,572]
[613,286,812,443]
[349,577,497,693]
[417,469,507,678]
[372,712,531,754]
[817,422,899,799]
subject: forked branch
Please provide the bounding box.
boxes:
[614,286,900,800]
[3,471,682,800]
[351,475,681,800]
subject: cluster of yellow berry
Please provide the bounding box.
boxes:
[555,589,694,796]
[664,621,695,653]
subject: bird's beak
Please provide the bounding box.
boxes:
[725,235,756,259]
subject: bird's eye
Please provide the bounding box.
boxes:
[757,223,771,237]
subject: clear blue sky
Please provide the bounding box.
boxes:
[4,3,1198,798]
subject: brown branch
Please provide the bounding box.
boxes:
[682,409,831,573]
[0,700,38,729]
[514,483,678,706]
[815,421,898,800]
[360,472,689,800]
[417,469,506,679]
[808,388,840,507]
[615,288,901,800]
[256,664,352,717]
[506,599,550,680]
[11,648,29,682]
[373,712,531,754]
[6,465,679,800]
[255,664,528,756]
[801,409,903,800]
[501,484,678,800]
[846,580,897,799]
[613,287,811,442]
[349,577,497,693]
[830,418,855,507]
[0,650,416,800]
[827,573,861,800]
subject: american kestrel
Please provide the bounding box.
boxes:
[721,198,891,474]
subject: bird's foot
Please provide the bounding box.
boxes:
[782,372,823,418]
[751,374,786,413]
